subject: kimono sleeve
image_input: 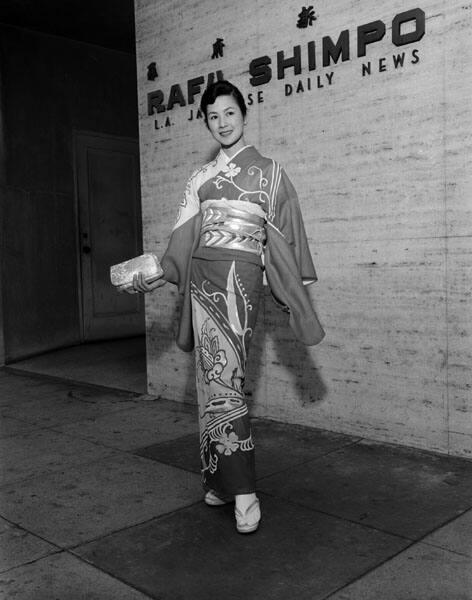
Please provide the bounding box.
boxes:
[160,169,201,293]
[268,168,317,285]
[264,167,325,345]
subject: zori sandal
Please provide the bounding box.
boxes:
[204,489,233,506]
[235,498,261,533]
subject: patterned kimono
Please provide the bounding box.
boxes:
[161,145,324,496]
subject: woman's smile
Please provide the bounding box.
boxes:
[206,95,247,156]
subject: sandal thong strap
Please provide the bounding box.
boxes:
[235,498,261,533]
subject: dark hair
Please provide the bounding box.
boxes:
[200,80,247,125]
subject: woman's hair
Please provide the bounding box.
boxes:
[200,80,247,125]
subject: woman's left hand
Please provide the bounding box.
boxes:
[126,272,167,294]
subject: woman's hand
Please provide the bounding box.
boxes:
[126,272,167,294]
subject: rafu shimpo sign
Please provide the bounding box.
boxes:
[148,7,425,130]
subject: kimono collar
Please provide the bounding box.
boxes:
[220,145,253,164]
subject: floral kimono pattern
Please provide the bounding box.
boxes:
[191,258,262,495]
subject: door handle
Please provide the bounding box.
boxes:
[82,246,92,254]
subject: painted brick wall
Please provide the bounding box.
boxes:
[135,0,472,457]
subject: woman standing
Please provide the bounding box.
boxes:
[132,80,324,533]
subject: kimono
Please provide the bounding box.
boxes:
[160,145,324,496]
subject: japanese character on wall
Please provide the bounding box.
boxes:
[147,62,158,81]
[297,6,317,28]
[211,38,225,59]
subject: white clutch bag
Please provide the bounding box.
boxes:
[110,253,163,292]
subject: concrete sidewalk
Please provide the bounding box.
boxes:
[0,367,471,599]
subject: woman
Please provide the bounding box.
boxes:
[132,80,324,533]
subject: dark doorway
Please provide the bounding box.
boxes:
[0,2,147,393]
[75,132,144,341]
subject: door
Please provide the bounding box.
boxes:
[75,132,144,341]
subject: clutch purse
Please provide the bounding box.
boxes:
[110,253,163,292]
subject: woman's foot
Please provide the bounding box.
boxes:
[235,493,261,533]
[204,489,233,506]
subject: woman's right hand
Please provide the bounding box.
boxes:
[126,272,167,294]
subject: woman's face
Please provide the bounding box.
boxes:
[206,94,246,154]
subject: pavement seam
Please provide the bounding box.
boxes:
[65,487,404,553]
[130,431,364,479]
[67,550,158,599]
[405,505,472,558]
[419,540,472,558]
[1,399,166,429]
[2,390,195,434]
[133,450,200,475]
[256,437,365,481]
[0,548,64,576]
[0,515,64,575]
[0,547,156,600]
[255,486,416,542]
[66,497,208,552]
[132,441,361,479]
[321,537,421,599]
[321,525,472,600]
[0,419,54,440]
[260,488,472,557]
[1,366,145,397]
[43,421,199,456]
[0,448,182,490]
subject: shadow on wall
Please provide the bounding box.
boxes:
[272,283,327,406]
[245,288,327,409]
[270,330,328,405]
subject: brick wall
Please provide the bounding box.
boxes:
[135,0,472,457]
